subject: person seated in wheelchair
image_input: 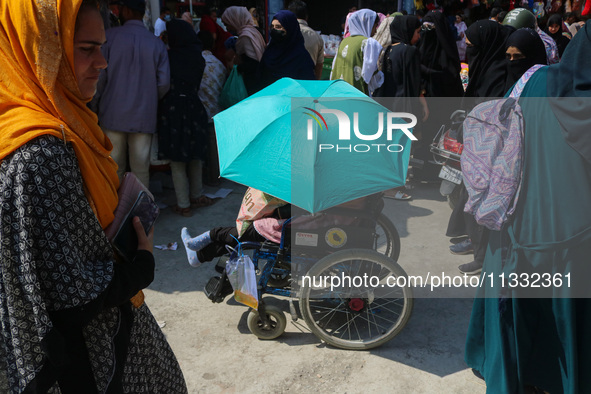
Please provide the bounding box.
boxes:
[181,187,291,267]
[181,187,385,266]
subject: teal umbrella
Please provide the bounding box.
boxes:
[213,78,415,213]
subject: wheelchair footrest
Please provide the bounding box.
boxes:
[204,273,234,303]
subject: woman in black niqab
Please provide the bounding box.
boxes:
[375,15,422,98]
[504,28,547,92]
[464,19,510,98]
[257,10,315,89]
[418,11,464,97]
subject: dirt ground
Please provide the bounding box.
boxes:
[145,175,487,393]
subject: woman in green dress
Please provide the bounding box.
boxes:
[464,23,591,394]
[330,9,383,96]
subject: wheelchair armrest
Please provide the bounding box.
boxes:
[239,241,264,250]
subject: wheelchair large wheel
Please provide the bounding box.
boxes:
[247,305,287,340]
[300,249,413,350]
[374,214,401,262]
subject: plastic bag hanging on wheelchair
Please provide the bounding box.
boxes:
[225,251,258,310]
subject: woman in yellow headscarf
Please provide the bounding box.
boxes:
[0,0,187,392]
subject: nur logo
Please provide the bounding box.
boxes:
[304,107,329,138]
[303,106,418,153]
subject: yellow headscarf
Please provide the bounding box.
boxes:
[0,0,119,229]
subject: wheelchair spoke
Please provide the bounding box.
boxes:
[312,305,341,328]
[333,312,355,339]
[365,308,373,338]
[309,302,345,311]
[351,314,362,341]
[366,307,402,326]
[367,306,387,334]
[353,311,394,333]
[372,297,406,309]
[317,309,392,342]
[368,302,403,317]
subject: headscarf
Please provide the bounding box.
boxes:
[222,6,266,61]
[418,10,464,97]
[166,19,205,90]
[344,9,384,91]
[504,28,547,91]
[376,15,423,99]
[545,13,571,57]
[182,12,193,25]
[547,23,591,164]
[391,15,421,45]
[348,9,378,37]
[464,19,511,98]
[376,14,411,72]
[343,11,355,38]
[546,13,567,40]
[0,0,119,229]
[374,16,396,47]
[259,10,315,81]
[419,11,461,69]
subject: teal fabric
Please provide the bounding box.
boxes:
[213,78,412,213]
[464,67,591,393]
[546,24,591,165]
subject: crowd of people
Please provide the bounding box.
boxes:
[97,0,584,219]
[1,0,590,392]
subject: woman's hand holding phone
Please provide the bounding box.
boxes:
[112,191,159,262]
[133,216,154,254]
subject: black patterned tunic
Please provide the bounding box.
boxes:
[0,135,187,393]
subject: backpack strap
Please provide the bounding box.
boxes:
[509,64,546,99]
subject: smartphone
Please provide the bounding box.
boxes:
[112,191,159,263]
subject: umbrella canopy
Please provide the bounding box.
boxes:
[213,78,415,213]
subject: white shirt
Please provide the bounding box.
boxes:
[154,18,166,37]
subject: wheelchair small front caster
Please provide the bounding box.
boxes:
[247,305,287,340]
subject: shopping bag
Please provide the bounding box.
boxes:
[225,247,259,309]
[218,65,248,109]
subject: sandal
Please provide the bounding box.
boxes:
[173,205,192,217]
[394,191,412,200]
[190,195,217,208]
[385,190,412,201]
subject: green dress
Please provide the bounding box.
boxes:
[464,67,591,393]
[331,36,369,95]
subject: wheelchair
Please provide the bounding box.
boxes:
[204,194,413,350]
